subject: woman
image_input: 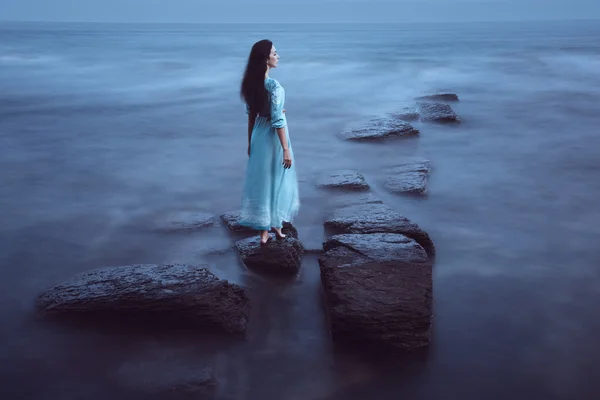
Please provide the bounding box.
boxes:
[239,39,300,245]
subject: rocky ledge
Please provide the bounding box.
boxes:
[418,102,460,124]
[415,92,459,102]
[36,264,250,333]
[235,235,305,275]
[384,159,431,195]
[319,233,433,352]
[339,117,419,141]
[317,170,370,191]
[324,202,435,256]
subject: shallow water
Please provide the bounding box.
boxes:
[1,20,600,399]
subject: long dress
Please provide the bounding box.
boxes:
[239,77,300,230]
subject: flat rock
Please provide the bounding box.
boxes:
[36,264,250,333]
[418,102,460,123]
[112,353,217,399]
[324,202,435,256]
[390,107,420,121]
[319,234,432,352]
[317,170,370,191]
[220,211,298,238]
[416,92,459,102]
[155,211,216,232]
[340,117,419,141]
[235,235,305,275]
[384,159,431,195]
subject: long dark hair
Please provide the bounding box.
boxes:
[240,39,272,117]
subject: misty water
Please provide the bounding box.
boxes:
[1,20,600,399]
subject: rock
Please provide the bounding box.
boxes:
[235,235,304,275]
[324,202,435,256]
[416,92,459,102]
[319,234,432,352]
[384,159,431,195]
[391,107,420,121]
[340,117,419,141]
[418,102,460,123]
[155,211,215,232]
[112,354,217,399]
[317,170,370,191]
[220,211,298,238]
[36,264,250,333]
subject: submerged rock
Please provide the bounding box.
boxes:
[340,117,419,141]
[319,233,433,352]
[391,106,420,122]
[220,210,298,238]
[324,202,435,256]
[384,159,431,195]
[235,235,305,275]
[154,211,216,232]
[36,264,250,333]
[317,170,370,191]
[416,92,459,102]
[418,102,460,123]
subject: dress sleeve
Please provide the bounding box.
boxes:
[269,83,286,128]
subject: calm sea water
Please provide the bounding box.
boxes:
[1,20,600,399]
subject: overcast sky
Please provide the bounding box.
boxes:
[1,0,599,23]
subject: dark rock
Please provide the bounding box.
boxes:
[340,117,419,141]
[155,211,215,232]
[36,264,250,333]
[112,353,217,399]
[384,159,431,195]
[418,102,460,123]
[220,211,298,238]
[235,235,305,275]
[416,92,459,102]
[391,107,420,121]
[324,202,435,256]
[317,170,370,191]
[319,234,432,352]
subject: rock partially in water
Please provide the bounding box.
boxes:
[36,264,250,333]
[384,159,431,195]
[317,170,370,191]
[416,92,459,102]
[235,235,304,275]
[418,102,460,123]
[220,210,298,238]
[391,107,420,121]
[112,354,217,399]
[155,211,216,232]
[319,234,432,352]
[324,202,435,256]
[340,117,419,141]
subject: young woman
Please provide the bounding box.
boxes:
[239,39,300,245]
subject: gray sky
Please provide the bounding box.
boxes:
[1,0,599,23]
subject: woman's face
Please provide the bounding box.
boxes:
[267,45,279,69]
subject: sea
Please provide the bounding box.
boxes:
[1,20,600,399]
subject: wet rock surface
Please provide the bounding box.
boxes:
[317,170,370,191]
[220,211,298,238]
[391,107,420,121]
[235,235,305,275]
[415,92,459,102]
[324,202,435,256]
[384,159,431,195]
[319,234,432,352]
[418,102,460,123]
[36,264,250,333]
[340,117,419,141]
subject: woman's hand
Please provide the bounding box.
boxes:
[283,149,292,169]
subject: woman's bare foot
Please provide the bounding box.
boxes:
[260,230,270,244]
[272,227,286,240]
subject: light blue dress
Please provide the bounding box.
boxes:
[239,77,300,230]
